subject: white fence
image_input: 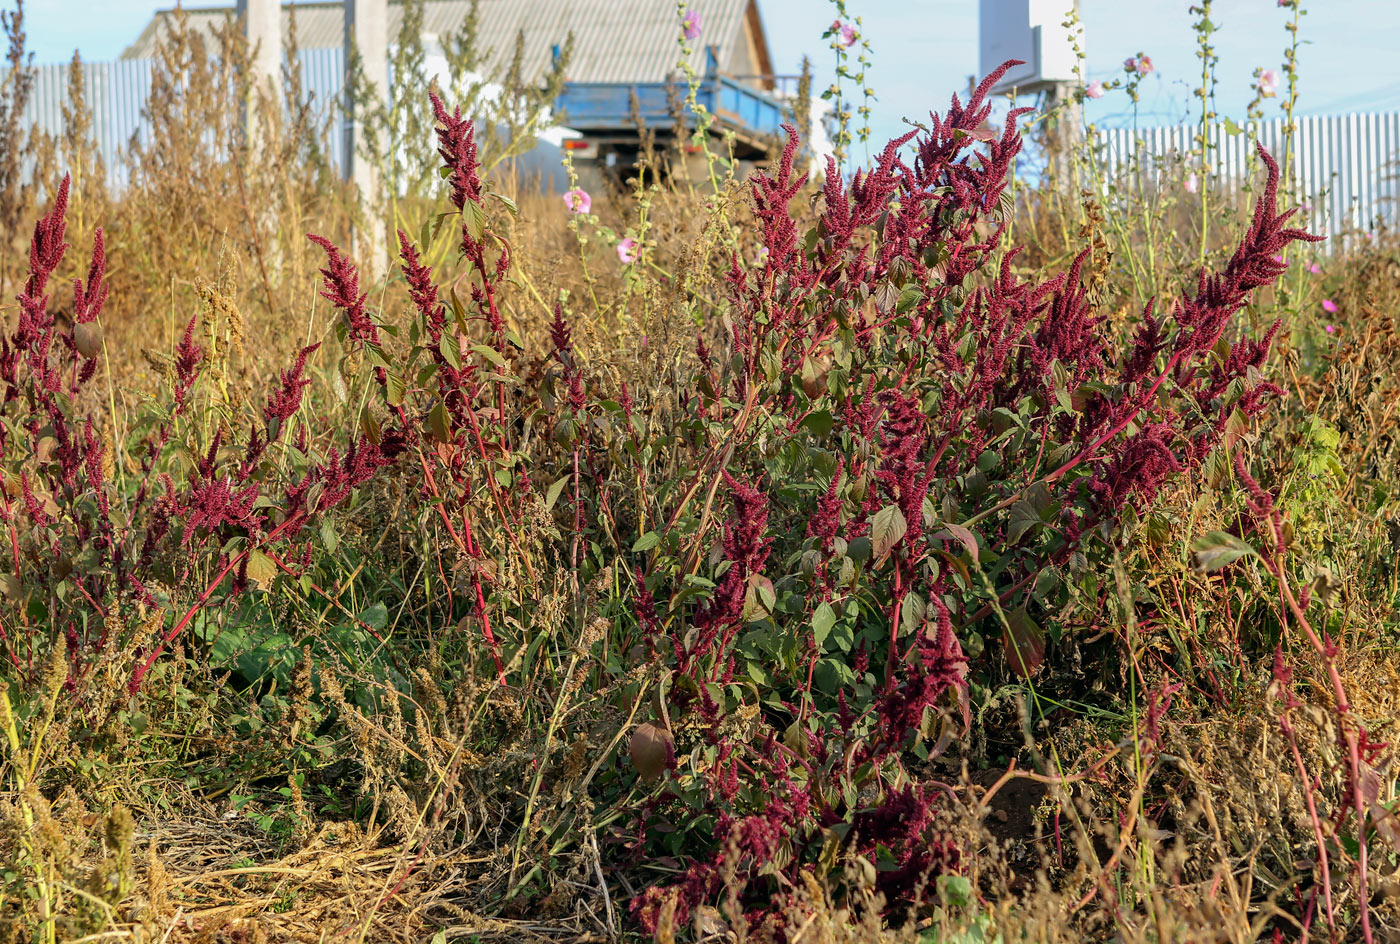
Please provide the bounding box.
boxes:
[17,47,568,192]
[1096,111,1400,249]
[19,48,1400,234]
[19,49,347,188]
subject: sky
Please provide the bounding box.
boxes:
[17,0,1400,149]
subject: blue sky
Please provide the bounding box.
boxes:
[19,0,1400,148]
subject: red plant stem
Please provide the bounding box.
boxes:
[471,569,506,686]
[570,447,581,583]
[1273,562,1373,944]
[460,509,507,685]
[1281,705,1338,939]
[128,504,312,695]
[0,620,22,671]
[454,402,537,584]
[2,498,23,574]
[885,564,905,684]
[129,551,247,695]
[414,448,468,549]
[1238,451,1373,943]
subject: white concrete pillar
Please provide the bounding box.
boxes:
[345,0,388,278]
[237,0,281,101]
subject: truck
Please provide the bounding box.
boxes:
[554,46,794,181]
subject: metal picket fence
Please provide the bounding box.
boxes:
[20,47,1400,238]
[1095,110,1400,250]
[19,48,348,189]
[18,46,575,193]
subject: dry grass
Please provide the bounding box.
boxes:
[1,5,1399,943]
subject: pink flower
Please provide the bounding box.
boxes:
[754,245,769,267]
[1277,0,1291,6]
[1272,254,1285,264]
[1123,57,1137,72]
[617,237,639,264]
[1085,80,1104,99]
[1258,69,1279,97]
[1136,56,1154,75]
[682,10,702,40]
[1185,172,1199,194]
[1324,324,1337,334]
[1322,299,1338,314]
[1308,263,1321,274]
[563,188,591,213]
[830,20,856,47]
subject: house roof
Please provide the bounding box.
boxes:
[121,0,771,85]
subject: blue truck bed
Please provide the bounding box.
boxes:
[556,75,786,147]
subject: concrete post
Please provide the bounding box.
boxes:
[345,0,388,278]
[237,0,281,150]
[1044,81,1083,188]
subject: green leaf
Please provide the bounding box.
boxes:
[384,370,406,407]
[1007,500,1042,542]
[471,343,507,369]
[871,504,908,559]
[937,873,973,909]
[929,523,980,564]
[874,281,899,314]
[463,199,487,241]
[245,550,278,591]
[428,402,452,444]
[438,334,461,370]
[1223,407,1249,450]
[358,603,389,631]
[1223,116,1243,136]
[490,192,518,216]
[1003,607,1045,678]
[632,531,661,553]
[544,475,570,512]
[319,518,339,554]
[802,410,835,438]
[1191,531,1258,572]
[812,602,837,649]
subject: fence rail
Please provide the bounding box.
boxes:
[19,48,1400,240]
[18,47,579,193]
[1095,110,1400,249]
[20,49,348,189]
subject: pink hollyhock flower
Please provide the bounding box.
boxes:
[832,20,856,47]
[1325,324,1337,334]
[1085,80,1105,99]
[1185,172,1199,194]
[563,188,591,213]
[682,10,702,40]
[1309,263,1322,274]
[1123,57,1137,72]
[1259,69,1279,97]
[1322,299,1339,314]
[1136,56,1154,75]
[617,237,639,264]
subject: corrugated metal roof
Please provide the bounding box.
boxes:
[121,1,759,85]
